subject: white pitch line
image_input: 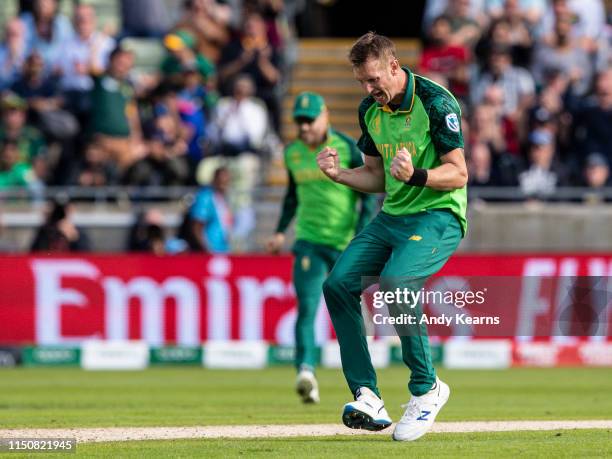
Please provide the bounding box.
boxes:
[0,421,611,443]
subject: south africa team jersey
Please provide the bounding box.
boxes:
[358,68,468,235]
[279,129,364,250]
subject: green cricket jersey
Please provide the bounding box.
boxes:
[276,129,374,251]
[358,68,468,235]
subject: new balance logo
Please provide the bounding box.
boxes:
[416,410,431,421]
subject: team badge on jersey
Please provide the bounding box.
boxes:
[372,114,381,135]
[445,113,460,133]
[404,115,412,130]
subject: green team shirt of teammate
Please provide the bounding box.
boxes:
[276,129,373,250]
[358,67,467,234]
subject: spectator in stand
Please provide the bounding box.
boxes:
[419,15,470,99]
[189,166,233,253]
[519,129,568,199]
[208,74,269,159]
[143,72,211,168]
[569,68,612,168]
[161,29,215,84]
[200,74,269,249]
[11,50,78,186]
[0,140,37,189]
[30,199,90,252]
[11,51,78,140]
[444,0,483,48]
[468,142,496,187]
[580,152,610,203]
[123,121,190,187]
[0,93,46,166]
[468,141,522,189]
[423,0,488,32]
[471,44,535,126]
[90,45,143,172]
[20,0,73,71]
[0,18,28,91]
[119,0,170,39]
[499,0,534,49]
[528,74,574,158]
[531,14,591,96]
[539,0,605,55]
[485,0,546,27]
[481,84,521,154]
[244,0,288,51]
[0,93,47,187]
[487,0,534,67]
[71,141,118,187]
[126,208,170,255]
[218,11,282,133]
[177,65,215,163]
[470,103,507,154]
[468,142,519,189]
[60,4,115,117]
[173,0,231,64]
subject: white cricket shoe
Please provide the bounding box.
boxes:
[296,370,320,404]
[342,387,392,431]
[392,377,450,441]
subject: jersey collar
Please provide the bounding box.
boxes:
[379,67,415,114]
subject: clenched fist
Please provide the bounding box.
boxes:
[390,148,414,181]
[317,147,340,181]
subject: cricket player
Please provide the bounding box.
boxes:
[317,32,468,441]
[267,91,374,404]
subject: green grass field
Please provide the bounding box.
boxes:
[1,367,611,457]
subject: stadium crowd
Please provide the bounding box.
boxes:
[421,0,611,200]
[0,0,610,253]
[0,0,288,193]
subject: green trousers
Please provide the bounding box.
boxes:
[293,239,341,372]
[322,210,462,397]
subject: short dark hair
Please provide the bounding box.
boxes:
[348,32,397,67]
[109,43,134,61]
[431,15,452,27]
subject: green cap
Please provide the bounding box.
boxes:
[1,92,27,110]
[164,29,196,51]
[293,91,325,120]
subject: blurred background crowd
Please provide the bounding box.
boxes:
[420,0,611,201]
[0,0,610,254]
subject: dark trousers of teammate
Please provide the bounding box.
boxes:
[322,210,462,397]
[293,240,341,372]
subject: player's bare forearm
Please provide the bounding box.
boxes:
[318,149,385,193]
[336,162,385,193]
[425,149,468,191]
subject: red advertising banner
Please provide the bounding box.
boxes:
[0,254,610,345]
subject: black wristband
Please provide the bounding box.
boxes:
[405,168,428,187]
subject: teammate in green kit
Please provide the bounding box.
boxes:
[266,91,374,404]
[316,32,468,441]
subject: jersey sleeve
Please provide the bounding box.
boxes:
[428,94,465,156]
[357,97,380,157]
[275,169,297,234]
